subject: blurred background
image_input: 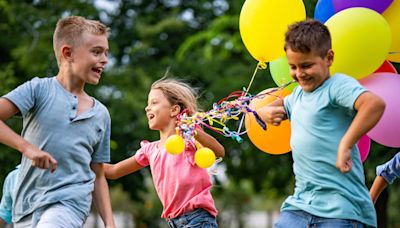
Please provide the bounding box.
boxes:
[0,0,399,227]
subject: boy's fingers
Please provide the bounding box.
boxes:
[49,157,58,172]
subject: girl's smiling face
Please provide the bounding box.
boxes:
[145,89,177,131]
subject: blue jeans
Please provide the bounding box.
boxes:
[274,210,366,228]
[166,208,218,228]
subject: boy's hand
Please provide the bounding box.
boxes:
[257,106,287,126]
[336,144,352,173]
[22,144,58,172]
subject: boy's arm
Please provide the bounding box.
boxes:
[370,176,388,204]
[194,128,225,158]
[104,156,143,180]
[0,218,6,227]
[0,98,57,172]
[257,99,287,126]
[336,92,385,173]
[370,153,400,203]
[90,163,115,228]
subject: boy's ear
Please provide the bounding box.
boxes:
[327,49,334,66]
[61,45,73,62]
[170,104,181,117]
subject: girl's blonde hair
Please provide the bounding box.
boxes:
[53,16,109,65]
[151,77,198,116]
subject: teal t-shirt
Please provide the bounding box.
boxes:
[282,73,376,227]
[0,166,19,224]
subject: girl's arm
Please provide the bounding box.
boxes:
[194,129,225,158]
[104,156,143,180]
[370,176,388,204]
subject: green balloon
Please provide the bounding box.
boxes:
[269,56,297,91]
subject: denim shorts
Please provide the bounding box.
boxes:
[274,210,366,228]
[166,208,218,228]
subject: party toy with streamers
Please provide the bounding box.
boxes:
[164,80,296,168]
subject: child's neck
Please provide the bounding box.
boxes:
[56,69,85,95]
[157,124,177,148]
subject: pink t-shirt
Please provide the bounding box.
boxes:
[135,141,218,219]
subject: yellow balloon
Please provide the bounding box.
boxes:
[165,135,185,155]
[326,8,392,79]
[195,148,216,169]
[245,89,292,154]
[383,0,400,63]
[239,0,306,63]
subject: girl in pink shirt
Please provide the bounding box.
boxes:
[105,77,225,227]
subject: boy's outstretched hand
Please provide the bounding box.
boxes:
[336,144,352,173]
[257,106,287,126]
[22,144,58,172]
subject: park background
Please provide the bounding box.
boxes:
[0,0,399,227]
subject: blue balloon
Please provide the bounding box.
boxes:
[314,0,335,23]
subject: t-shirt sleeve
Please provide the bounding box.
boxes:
[134,146,150,167]
[376,152,400,184]
[2,77,42,116]
[330,74,367,111]
[92,109,111,163]
[283,86,300,120]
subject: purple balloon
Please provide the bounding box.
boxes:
[333,0,393,14]
[359,73,400,148]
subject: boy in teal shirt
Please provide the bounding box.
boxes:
[0,166,19,226]
[259,19,385,227]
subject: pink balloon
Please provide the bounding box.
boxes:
[359,73,400,147]
[357,135,371,162]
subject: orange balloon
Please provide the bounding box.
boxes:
[245,89,292,154]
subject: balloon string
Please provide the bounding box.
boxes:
[236,61,266,134]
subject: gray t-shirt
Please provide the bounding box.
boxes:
[3,77,110,222]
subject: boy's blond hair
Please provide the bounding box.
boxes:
[151,77,199,116]
[53,16,109,65]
